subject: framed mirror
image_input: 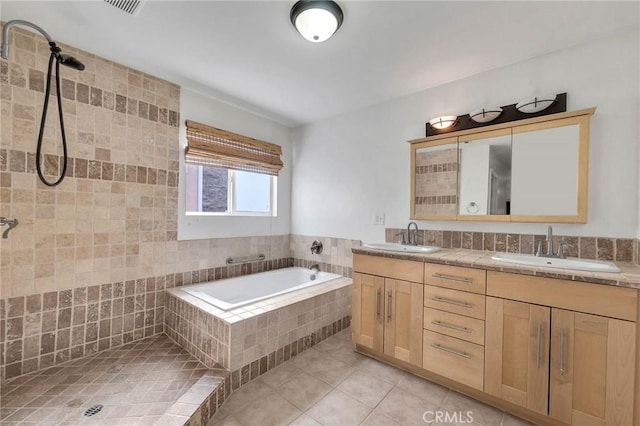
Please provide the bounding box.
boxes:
[410,136,458,220]
[458,129,512,220]
[409,108,594,223]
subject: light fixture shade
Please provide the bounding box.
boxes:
[469,107,502,123]
[516,95,557,114]
[429,115,457,130]
[290,0,344,43]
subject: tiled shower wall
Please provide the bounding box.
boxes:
[0,25,291,380]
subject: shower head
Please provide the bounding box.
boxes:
[1,20,84,71]
[58,54,85,71]
[1,20,53,60]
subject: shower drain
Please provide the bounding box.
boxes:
[83,405,104,417]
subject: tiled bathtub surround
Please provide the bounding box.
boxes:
[290,234,360,277]
[385,228,639,264]
[165,276,352,371]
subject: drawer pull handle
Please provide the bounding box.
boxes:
[431,343,471,359]
[431,320,472,333]
[376,289,381,320]
[560,328,566,375]
[432,273,472,283]
[432,296,473,308]
[387,291,392,322]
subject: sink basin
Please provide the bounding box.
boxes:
[492,252,620,273]
[362,242,440,254]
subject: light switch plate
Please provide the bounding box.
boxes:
[373,212,385,226]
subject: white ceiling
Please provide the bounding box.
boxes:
[1,1,638,127]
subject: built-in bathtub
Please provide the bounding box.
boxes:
[165,266,352,374]
[182,267,343,311]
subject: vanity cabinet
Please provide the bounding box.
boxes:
[352,254,639,426]
[486,271,637,426]
[422,264,487,390]
[549,310,635,426]
[352,254,424,367]
[485,298,551,414]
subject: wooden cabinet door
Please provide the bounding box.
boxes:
[550,309,635,426]
[485,297,550,415]
[383,279,423,366]
[352,272,384,353]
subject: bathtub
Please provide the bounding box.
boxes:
[181,267,343,311]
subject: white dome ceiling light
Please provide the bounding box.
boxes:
[290,0,344,43]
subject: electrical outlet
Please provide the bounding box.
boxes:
[373,212,385,226]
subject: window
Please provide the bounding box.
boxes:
[185,165,276,215]
[184,120,283,216]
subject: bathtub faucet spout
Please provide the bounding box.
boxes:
[309,264,320,280]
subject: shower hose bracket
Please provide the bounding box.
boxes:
[0,217,19,239]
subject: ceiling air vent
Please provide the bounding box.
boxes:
[103,0,145,16]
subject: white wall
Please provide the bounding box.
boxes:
[291,28,640,241]
[178,88,292,240]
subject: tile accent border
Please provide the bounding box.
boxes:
[0,148,179,187]
[0,56,180,127]
[386,228,638,263]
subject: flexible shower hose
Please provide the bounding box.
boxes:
[36,43,68,187]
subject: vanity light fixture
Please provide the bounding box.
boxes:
[469,107,502,123]
[429,115,458,130]
[290,0,344,43]
[516,94,557,114]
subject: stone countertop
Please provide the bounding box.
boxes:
[352,247,640,290]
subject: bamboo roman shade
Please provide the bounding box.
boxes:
[185,120,284,176]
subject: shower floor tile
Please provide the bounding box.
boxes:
[0,334,226,425]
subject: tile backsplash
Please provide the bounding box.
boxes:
[385,228,639,264]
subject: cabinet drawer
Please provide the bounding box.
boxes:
[353,254,423,283]
[424,285,486,320]
[425,264,486,294]
[487,271,638,322]
[423,330,484,391]
[424,308,485,345]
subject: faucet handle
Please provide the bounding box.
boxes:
[535,240,543,257]
[556,240,569,259]
[394,231,406,245]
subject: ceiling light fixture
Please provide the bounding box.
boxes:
[290,0,344,43]
[429,115,457,130]
[469,107,503,123]
[516,95,557,114]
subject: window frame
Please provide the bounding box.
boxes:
[185,164,277,217]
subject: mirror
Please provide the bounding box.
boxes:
[411,137,458,219]
[458,130,512,216]
[510,123,579,216]
[409,109,593,223]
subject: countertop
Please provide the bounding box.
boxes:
[352,247,640,289]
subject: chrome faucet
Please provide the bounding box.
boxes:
[309,264,320,280]
[535,226,567,259]
[546,226,554,257]
[406,222,420,246]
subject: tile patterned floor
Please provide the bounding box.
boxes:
[0,334,223,425]
[208,328,533,426]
